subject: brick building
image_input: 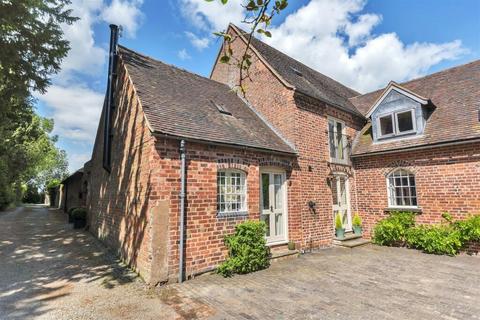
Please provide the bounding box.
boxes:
[83,24,480,284]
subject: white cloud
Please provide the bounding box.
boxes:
[68,152,91,172]
[36,85,104,142]
[180,0,245,32]
[58,0,106,78]
[262,0,465,92]
[185,31,210,50]
[181,0,465,92]
[101,0,144,38]
[345,13,381,46]
[177,48,191,60]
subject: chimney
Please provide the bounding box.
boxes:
[102,24,120,172]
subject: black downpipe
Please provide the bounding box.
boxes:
[103,24,119,172]
[179,140,186,283]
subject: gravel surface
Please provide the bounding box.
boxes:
[0,205,178,320]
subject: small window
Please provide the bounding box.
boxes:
[217,170,246,215]
[328,118,348,163]
[377,109,416,139]
[387,169,418,207]
[379,114,394,137]
[396,110,414,133]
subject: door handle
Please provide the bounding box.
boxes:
[270,205,273,212]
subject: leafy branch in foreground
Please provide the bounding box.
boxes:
[208,0,288,95]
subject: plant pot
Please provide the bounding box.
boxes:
[73,218,86,229]
[353,226,362,236]
[288,241,296,250]
[335,228,346,239]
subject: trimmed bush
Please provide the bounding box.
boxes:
[217,221,270,277]
[372,212,415,246]
[71,207,87,220]
[335,213,343,229]
[406,224,462,256]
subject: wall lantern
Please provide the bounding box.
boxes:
[308,201,317,214]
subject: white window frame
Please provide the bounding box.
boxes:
[386,168,418,209]
[395,109,416,135]
[328,117,349,164]
[217,169,247,216]
[377,108,417,139]
[377,113,395,138]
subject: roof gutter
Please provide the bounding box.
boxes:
[151,131,298,157]
[351,137,480,158]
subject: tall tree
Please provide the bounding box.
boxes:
[0,0,76,209]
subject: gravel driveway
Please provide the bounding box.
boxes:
[1,206,479,320]
[0,205,177,320]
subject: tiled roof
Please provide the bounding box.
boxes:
[350,60,480,155]
[118,45,296,155]
[229,25,363,117]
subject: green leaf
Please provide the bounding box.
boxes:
[220,55,230,63]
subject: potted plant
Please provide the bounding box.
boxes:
[71,208,87,229]
[353,213,362,236]
[335,213,345,239]
[288,240,296,250]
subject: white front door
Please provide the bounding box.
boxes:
[260,171,287,244]
[332,174,352,232]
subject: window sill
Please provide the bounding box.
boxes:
[216,211,248,218]
[384,207,422,214]
[329,158,351,166]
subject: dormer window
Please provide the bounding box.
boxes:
[377,109,416,139]
[366,82,430,143]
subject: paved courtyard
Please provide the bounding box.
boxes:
[0,206,479,319]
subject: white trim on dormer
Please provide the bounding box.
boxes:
[365,81,429,118]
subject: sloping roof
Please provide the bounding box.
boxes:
[118,45,296,155]
[62,168,84,184]
[229,24,363,117]
[350,60,480,155]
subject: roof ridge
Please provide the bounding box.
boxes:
[118,44,232,91]
[229,23,360,96]
[350,59,480,99]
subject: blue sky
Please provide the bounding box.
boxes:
[35,0,480,173]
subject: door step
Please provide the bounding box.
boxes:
[333,233,371,248]
[270,248,299,263]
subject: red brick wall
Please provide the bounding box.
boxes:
[86,60,157,281]
[352,142,480,237]
[150,137,296,280]
[211,28,365,249]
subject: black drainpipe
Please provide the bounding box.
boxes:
[179,140,186,283]
[103,24,119,172]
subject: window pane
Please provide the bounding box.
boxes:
[329,121,336,158]
[217,170,246,214]
[261,214,270,237]
[397,111,414,132]
[274,174,282,209]
[262,173,269,210]
[336,122,344,160]
[379,115,393,136]
[275,213,283,236]
[388,169,418,207]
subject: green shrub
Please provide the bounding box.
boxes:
[406,224,462,255]
[372,212,415,246]
[454,215,480,243]
[217,221,270,277]
[335,213,343,229]
[71,208,87,220]
[352,213,362,227]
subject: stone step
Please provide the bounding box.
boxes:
[270,249,300,263]
[333,238,371,248]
